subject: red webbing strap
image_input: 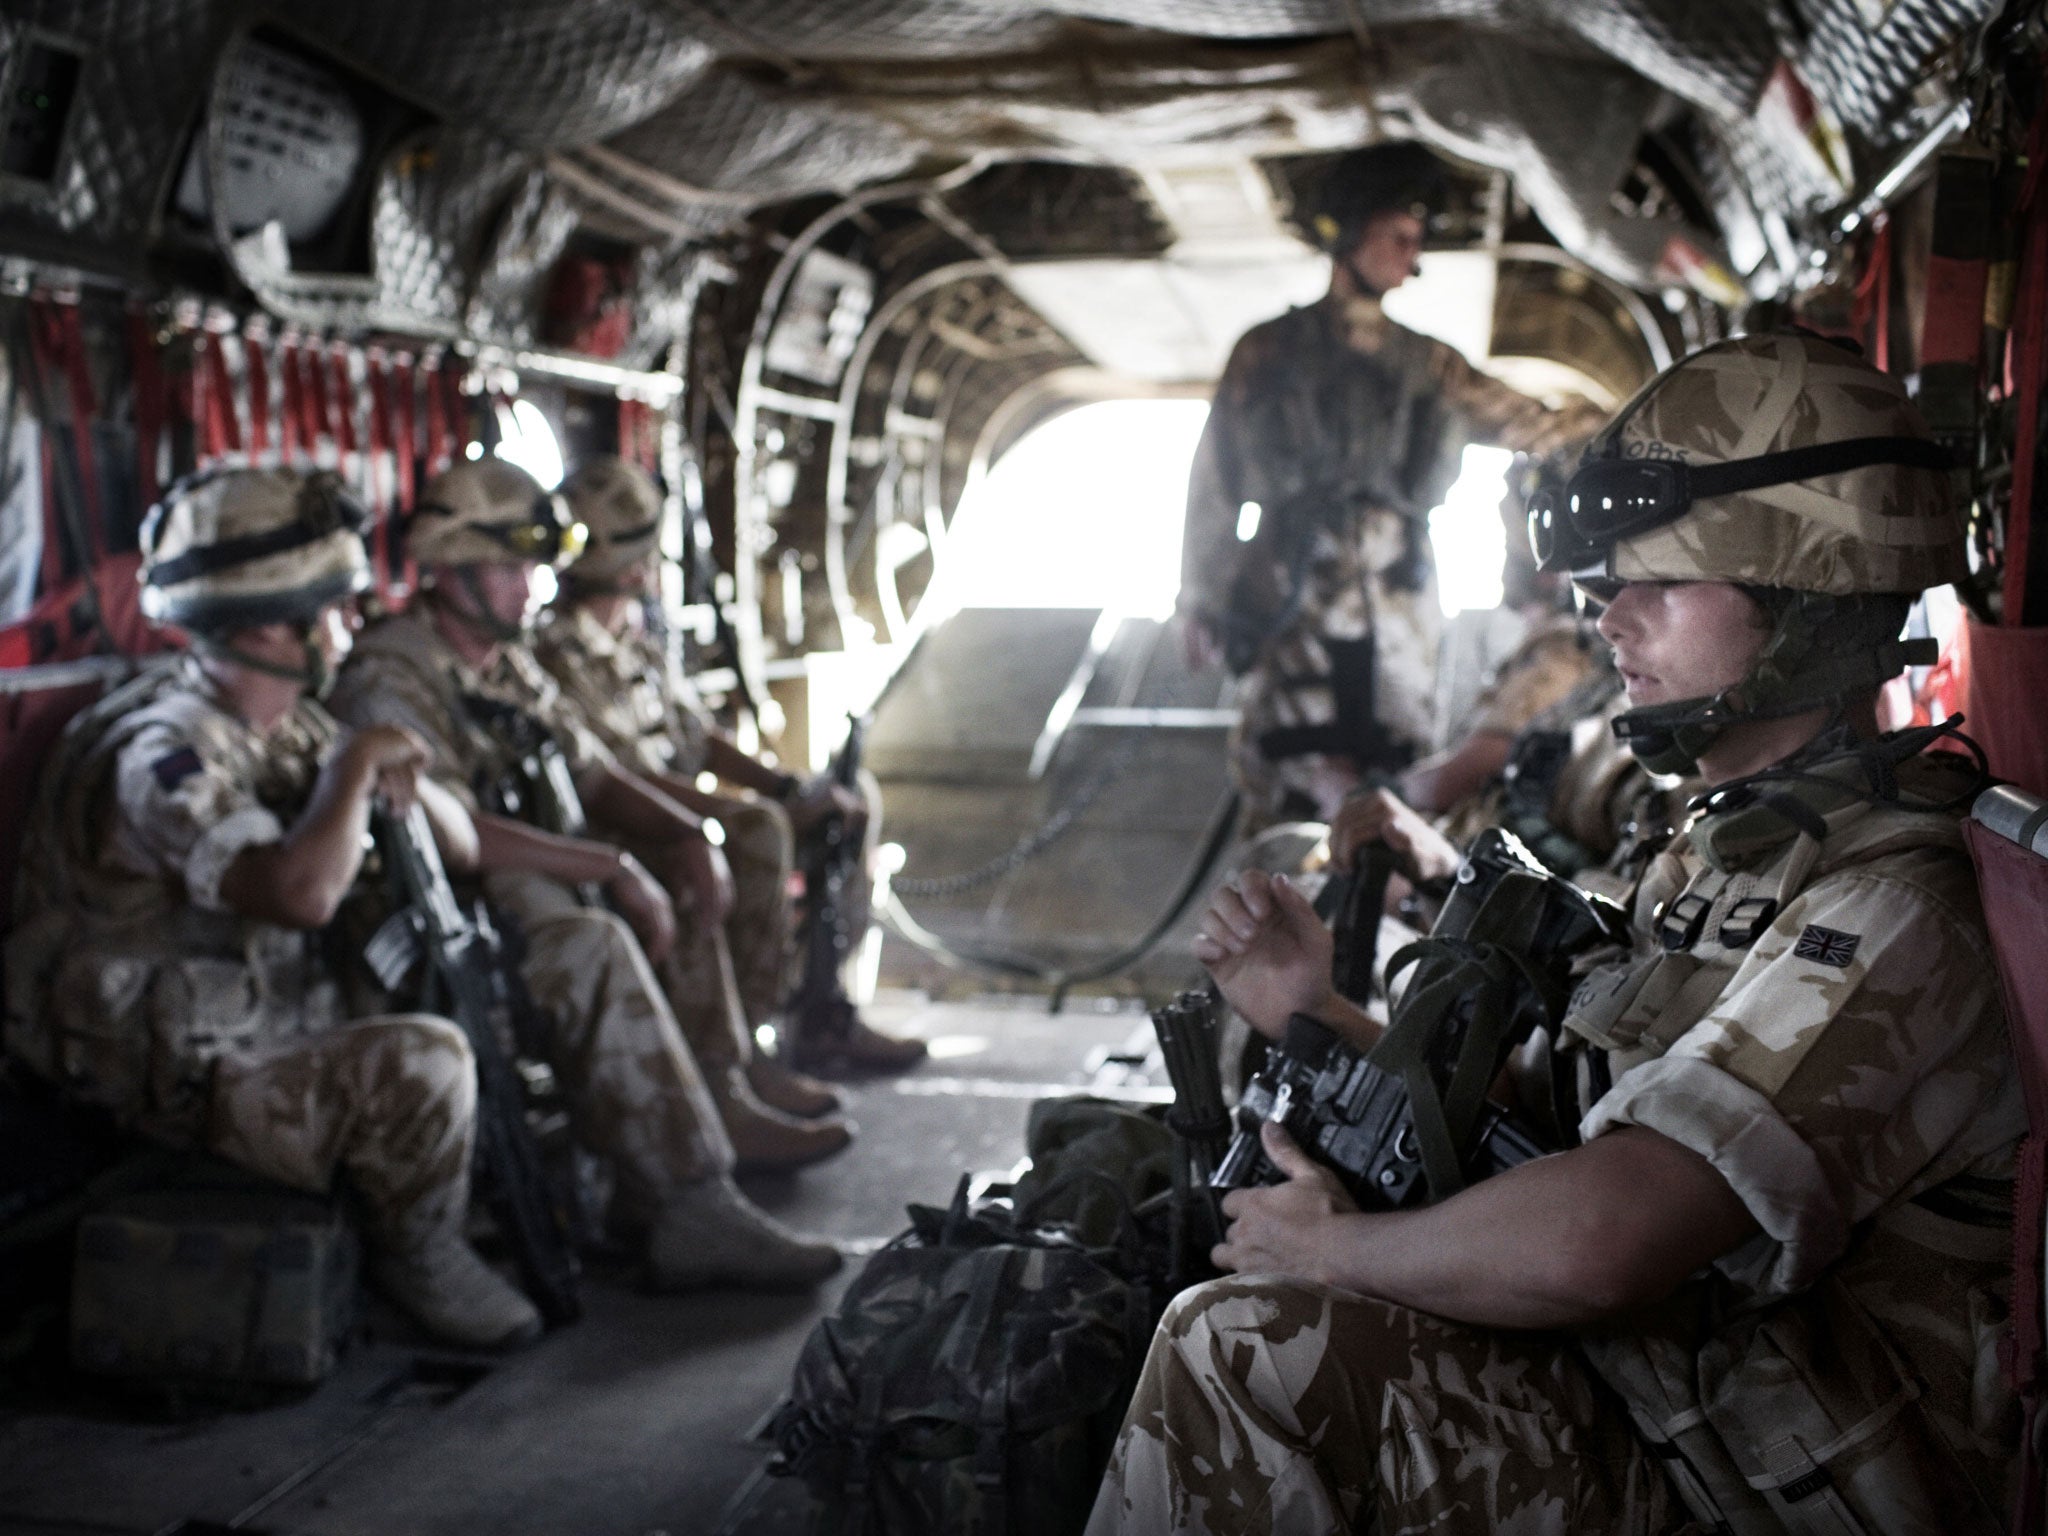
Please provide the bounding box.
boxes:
[423,356,450,477]
[366,350,396,599]
[279,338,303,462]
[125,308,166,507]
[619,397,640,468]
[245,332,270,460]
[2007,108,2048,627]
[36,433,60,590]
[201,331,243,458]
[391,355,417,511]
[305,342,334,465]
[328,346,359,474]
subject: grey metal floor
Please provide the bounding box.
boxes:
[0,992,1163,1536]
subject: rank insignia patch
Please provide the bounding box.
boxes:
[1794,924,1861,968]
[150,746,204,790]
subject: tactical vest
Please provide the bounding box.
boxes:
[4,663,340,1143]
[1553,739,2018,1535]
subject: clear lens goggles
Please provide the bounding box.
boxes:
[1528,434,1952,574]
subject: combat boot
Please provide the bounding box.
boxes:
[789,997,927,1075]
[370,1233,544,1351]
[646,1177,843,1291]
[747,1054,844,1118]
[714,1066,854,1173]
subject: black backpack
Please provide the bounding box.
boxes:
[772,1169,1161,1536]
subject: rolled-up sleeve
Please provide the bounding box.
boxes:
[1580,855,2020,1298]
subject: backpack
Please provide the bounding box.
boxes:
[772,1172,1159,1536]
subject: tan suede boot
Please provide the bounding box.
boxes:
[646,1178,843,1291]
[747,1054,844,1118]
[714,1067,854,1173]
[370,1233,544,1351]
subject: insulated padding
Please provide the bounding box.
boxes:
[1964,621,2048,800]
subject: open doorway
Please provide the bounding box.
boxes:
[927,398,1210,622]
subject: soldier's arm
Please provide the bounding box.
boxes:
[219,726,432,928]
[470,810,678,961]
[1215,1121,1758,1329]
[1431,345,1608,457]
[416,774,480,877]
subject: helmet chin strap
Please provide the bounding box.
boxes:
[1611,602,1935,775]
[447,565,531,644]
[192,630,336,701]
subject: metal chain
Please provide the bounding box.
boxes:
[891,738,1143,898]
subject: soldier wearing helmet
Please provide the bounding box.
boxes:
[538,454,925,1077]
[329,456,847,1291]
[1089,333,2021,1534]
[4,467,545,1350]
[1179,139,1607,827]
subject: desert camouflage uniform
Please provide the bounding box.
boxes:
[327,610,732,1201]
[1091,740,2021,1535]
[534,603,880,1029]
[1184,290,1605,822]
[2,660,475,1254]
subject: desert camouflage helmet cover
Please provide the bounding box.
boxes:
[140,467,370,633]
[408,457,584,569]
[1578,331,1966,596]
[560,454,662,583]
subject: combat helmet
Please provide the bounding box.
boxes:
[409,457,586,641]
[140,466,370,694]
[1296,141,1449,254]
[558,454,662,592]
[1528,331,1962,773]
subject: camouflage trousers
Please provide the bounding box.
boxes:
[1231,526,1441,826]
[482,870,736,1211]
[1086,1276,1689,1536]
[207,1014,475,1254]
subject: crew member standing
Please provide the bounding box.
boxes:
[1179,141,1603,824]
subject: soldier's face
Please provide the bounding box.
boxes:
[1346,211,1425,295]
[1595,580,1770,706]
[465,560,541,628]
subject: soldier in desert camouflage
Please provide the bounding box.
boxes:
[538,454,924,1075]
[1090,332,2021,1535]
[1177,142,1607,826]
[327,458,845,1292]
[3,468,545,1349]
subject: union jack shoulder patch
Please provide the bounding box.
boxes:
[1793,924,1861,968]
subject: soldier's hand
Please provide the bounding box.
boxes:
[677,831,735,925]
[608,851,678,965]
[788,779,866,838]
[1193,871,1336,1040]
[341,725,431,817]
[1329,788,1460,885]
[1213,1122,1358,1279]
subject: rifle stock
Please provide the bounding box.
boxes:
[374,805,582,1327]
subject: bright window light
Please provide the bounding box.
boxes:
[493,398,566,488]
[1428,445,1516,616]
[935,399,1209,621]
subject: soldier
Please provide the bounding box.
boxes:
[2,467,542,1349]
[326,459,844,1289]
[1178,141,1606,826]
[1091,333,2021,1534]
[331,457,852,1173]
[540,453,924,1075]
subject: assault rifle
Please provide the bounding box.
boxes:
[367,804,582,1326]
[1210,828,1629,1210]
[463,692,606,905]
[787,714,869,1049]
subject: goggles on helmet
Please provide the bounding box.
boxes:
[1529,435,1951,574]
[462,494,590,563]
